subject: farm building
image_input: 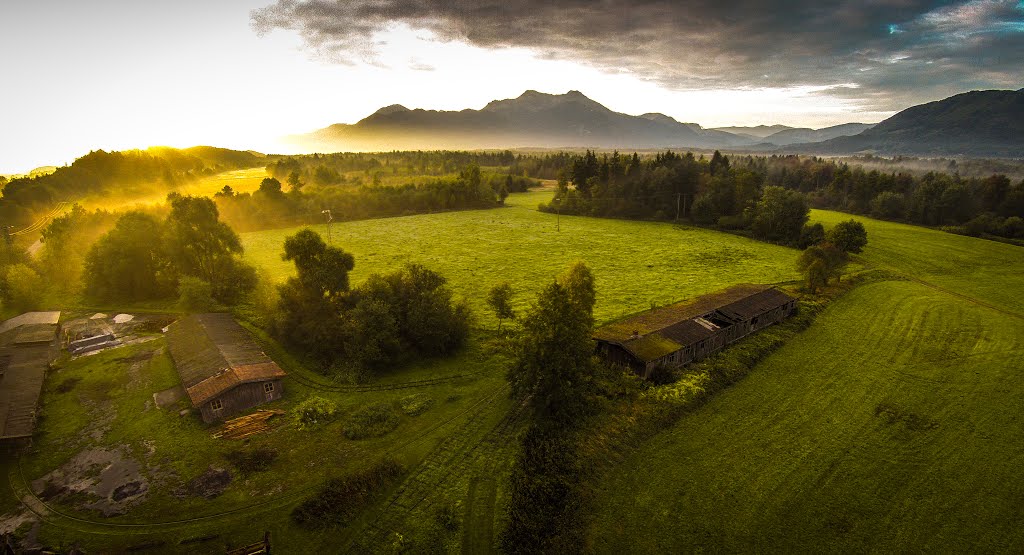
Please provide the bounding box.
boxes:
[165,313,286,423]
[0,311,61,447]
[594,285,796,379]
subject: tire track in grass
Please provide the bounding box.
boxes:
[345,390,528,553]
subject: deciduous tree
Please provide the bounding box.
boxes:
[487,282,515,332]
[827,219,869,253]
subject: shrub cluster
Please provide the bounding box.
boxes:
[399,394,434,416]
[343,403,400,440]
[292,396,338,430]
[291,458,404,529]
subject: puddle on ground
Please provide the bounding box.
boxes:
[31,445,149,516]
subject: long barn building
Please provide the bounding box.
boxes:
[594,285,796,379]
[166,313,287,423]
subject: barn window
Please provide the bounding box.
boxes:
[211,398,223,412]
[264,382,275,393]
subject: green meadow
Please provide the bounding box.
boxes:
[13,183,1024,553]
[812,210,1024,314]
[589,212,1024,551]
[241,190,804,328]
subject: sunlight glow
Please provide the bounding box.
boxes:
[0,1,892,174]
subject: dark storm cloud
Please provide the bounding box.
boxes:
[252,0,1024,110]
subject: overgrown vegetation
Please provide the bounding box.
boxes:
[292,396,338,430]
[501,261,602,552]
[342,403,401,440]
[398,394,434,417]
[291,458,404,529]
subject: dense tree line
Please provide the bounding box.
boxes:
[538,150,812,246]
[528,150,1024,244]
[83,194,256,305]
[737,155,1024,241]
[271,229,469,379]
[0,147,262,229]
[266,150,520,184]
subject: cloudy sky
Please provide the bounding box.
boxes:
[2,0,1021,173]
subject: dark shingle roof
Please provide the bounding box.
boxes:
[165,314,286,406]
[717,288,796,321]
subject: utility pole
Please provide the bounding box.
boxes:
[321,209,333,244]
[676,193,681,221]
[556,198,561,232]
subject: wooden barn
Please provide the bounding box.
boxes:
[165,313,287,423]
[0,312,61,448]
[593,285,796,379]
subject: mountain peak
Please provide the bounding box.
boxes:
[484,90,606,113]
[370,104,410,117]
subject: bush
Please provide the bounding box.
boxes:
[343,403,400,439]
[399,394,434,416]
[177,276,217,313]
[291,458,404,529]
[293,396,338,430]
[3,263,44,312]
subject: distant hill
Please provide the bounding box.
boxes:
[711,125,793,139]
[293,90,758,151]
[762,123,875,146]
[792,89,1024,157]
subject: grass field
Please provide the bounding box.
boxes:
[241,190,804,328]
[10,186,1023,552]
[812,210,1024,315]
[589,213,1024,550]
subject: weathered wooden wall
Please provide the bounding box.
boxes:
[200,379,283,423]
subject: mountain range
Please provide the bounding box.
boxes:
[789,89,1024,157]
[293,88,1024,158]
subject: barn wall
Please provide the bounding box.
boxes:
[199,379,284,423]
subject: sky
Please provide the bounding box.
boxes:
[1,0,1021,174]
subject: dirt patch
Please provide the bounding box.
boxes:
[181,467,232,499]
[31,446,149,517]
[153,385,186,410]
[0,509,38,535]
